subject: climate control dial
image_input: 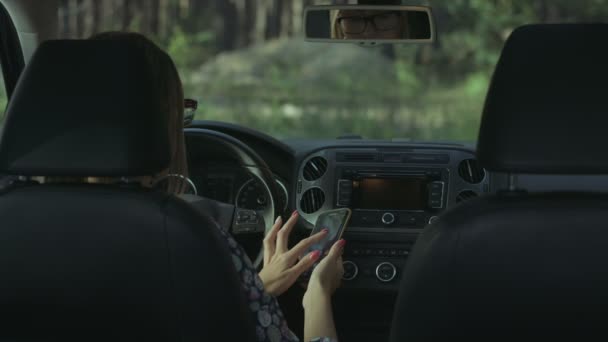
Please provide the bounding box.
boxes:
[375,262,397,282]
[342,261,358,281]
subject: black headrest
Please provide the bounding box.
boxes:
[477,24,608,174]
[0,40,169,177]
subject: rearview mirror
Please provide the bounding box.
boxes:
[305,5,435,45]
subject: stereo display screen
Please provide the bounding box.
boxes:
[351,177,428,210]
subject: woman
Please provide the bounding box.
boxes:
[90,32,344,342]
[331,9,408,40]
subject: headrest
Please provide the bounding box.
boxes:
[477,24,608,174]
[0,40,169,177]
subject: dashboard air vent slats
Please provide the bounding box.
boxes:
[456,190,479,203]
[337,153,379,162]
[303,156,328,181]
[458,159,486,184]
[300,188,325,214]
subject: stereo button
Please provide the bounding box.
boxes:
[398,250,409,257]
[401,214,418,226]
[429,200,443,209]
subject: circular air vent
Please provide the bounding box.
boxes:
[300,188,325,214]
[303,156,328,181]
[458,159,486,184]
[456,190,479,203]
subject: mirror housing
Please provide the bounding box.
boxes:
[304,5,435,45]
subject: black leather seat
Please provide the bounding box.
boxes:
[390,24,608,341]
[0,40,256,341]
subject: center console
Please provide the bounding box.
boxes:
[297,147,488,292]
[336,166,448,229]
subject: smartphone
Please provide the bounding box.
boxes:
[300,208,351,280]
[306,208,352,256]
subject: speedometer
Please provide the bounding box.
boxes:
[235,178,288,212]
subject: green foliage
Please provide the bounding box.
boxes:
[51,0,608,141]
[180,1,608,141]
[166,25,216,71]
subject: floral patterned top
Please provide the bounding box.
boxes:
[214,226,337,342]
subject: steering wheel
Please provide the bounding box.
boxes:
[183,128,285,267]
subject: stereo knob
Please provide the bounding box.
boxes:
[342,261,358,281]
[375,262,397,282]
[429,216,439,225]
[381,212,395,225]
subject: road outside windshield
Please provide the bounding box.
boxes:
[42,1,608,140]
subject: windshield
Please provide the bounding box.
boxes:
[54,1,608,140]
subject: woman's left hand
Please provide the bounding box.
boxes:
[259,211,329,297]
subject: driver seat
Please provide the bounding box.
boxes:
[0,40,256,341]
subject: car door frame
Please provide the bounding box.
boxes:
[0,0,25,100]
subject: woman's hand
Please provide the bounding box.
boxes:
[258,211,329,297]
[303,239,345,309]
[302,239,345,342]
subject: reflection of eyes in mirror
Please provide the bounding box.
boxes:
[335,10,404,39]
[304,7,433,42]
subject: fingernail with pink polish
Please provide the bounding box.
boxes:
[338,239,346,248]
[321,228,329,234]
[310,250,321,260]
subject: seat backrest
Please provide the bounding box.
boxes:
[391,193,608,340]
[0,40,256,341]
[0,184,255,341]
[390,24,608,341]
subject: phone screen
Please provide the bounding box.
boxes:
[307,208,351,255]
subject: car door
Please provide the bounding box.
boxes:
[0,0,24,117]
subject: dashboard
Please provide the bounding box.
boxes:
[186,122,493,292]
[294,146,489,291]
[185,121,608,341]
[185,122,496,341]
[188,163,289,213]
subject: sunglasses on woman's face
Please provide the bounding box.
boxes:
[184,99,198,127]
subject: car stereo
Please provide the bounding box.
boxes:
[336,167,448,228]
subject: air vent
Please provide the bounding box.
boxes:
[300,188,325,214]
[337,153,379,162]
[456,190,478,203]
[458,159,486,184]
[303,157,328,181]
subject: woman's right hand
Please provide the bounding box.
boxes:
[302,239,345,341]
[303,239,345,308]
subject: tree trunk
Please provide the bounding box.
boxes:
[122,0,132,31]
[216,0,237,50]
[252,0,269,44]
[280,1,291,37]
[158,0,169,40]
[58,0,70,38]
[179,0,190,19]
[91,0,101,35]
[149,0,160,37]
[266,0,281,39]
[81,0,93,38]
[291,0,303,36]
[68,0,78,38]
